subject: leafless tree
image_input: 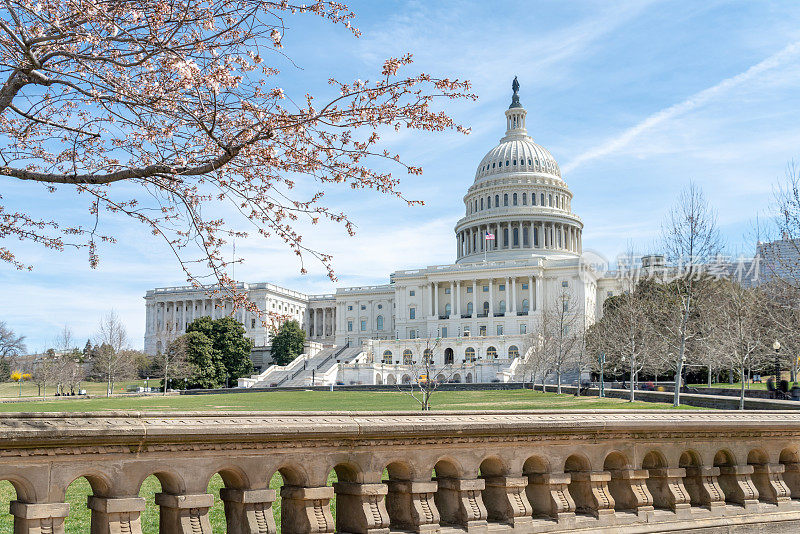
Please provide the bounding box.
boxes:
[93,310,134,396]
[762,281,800,381]
[541,285,583,394]
[0,321,26,363]
[705,281,770,409]
[659,182,724,406]
[155,336,196,395]
[392,336,466,411]
[517,330,552,387]
[764,162,800,288]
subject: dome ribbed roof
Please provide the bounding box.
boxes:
[474,136,561,181]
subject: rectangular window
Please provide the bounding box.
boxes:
[360,305,366,310]
[444,288,451,294]
[409,290,415,296]
[467,287,473,293]
[497,325,504,336]
[522,283,528,290]
[483,285,489,292]
[563,301,569,312]
[442,327,448,338]
[499,284,505,291]
[348,305,353,311]
[562,281,569,287]
[520,324,527,334]
[360,320,366,331]
[409,307,416,320]
[410,329,417,339]
[347,321,353,332]
[607,291,613,297]
[463,327,471,336]
[251,319,256,329]
[479,325,487,336]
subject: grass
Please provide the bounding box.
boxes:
[689,382,770,391]
[0,388,702,413]
[0,379,154,398]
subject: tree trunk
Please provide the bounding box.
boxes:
[673,301,691,407]
[556,367,562,394]
[629,357,635,402]
[708,366,712,387]
[739,364,746,410]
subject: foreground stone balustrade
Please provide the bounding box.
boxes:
[5,410,800,533]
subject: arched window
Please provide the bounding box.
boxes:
[467,302,473,315]
[499,300,506,314]
[528,158,532,165]
[444,303,451,316]
[503,227,509,247]
[504,194,509,206]
[423,348,433,363]
[487,346,498,358]
[523,227,529,246]
[495,194,499,206]
[513,193,518,205]
[444,348,454,365]
[540,193,545,205]
[513,227,519,246]
[480,198,484,210]
[522,193,527,205]
[465,347,476,362]
[508,345,519,358]
[482,301,489,315]
[383,349,392,363]
[487,196,491,208]
[403,349,413,365]
[513,159,517,165]
[548,194,553,207]
[376,315,384,331]
[522,299,529,313]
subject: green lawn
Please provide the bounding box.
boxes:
[0,379,154,398]
[688,382,771,391]
[0,388,702,412]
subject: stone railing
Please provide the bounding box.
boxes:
[3,411,800,533]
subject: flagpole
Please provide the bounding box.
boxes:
[484,234,487,262]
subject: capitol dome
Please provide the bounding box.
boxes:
[454,78,582,263]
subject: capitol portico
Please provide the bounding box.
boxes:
[144,80,620,384]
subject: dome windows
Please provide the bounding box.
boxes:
[522,193,527,205]
[503,194,508,206]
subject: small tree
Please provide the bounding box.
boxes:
[93,310,134,396]
[270,320,306,366]
[154,337,196,394]
[542,286,583,394]
[186,317,253,384]
[0,322,26,371]
[393,336,461,411]
[184,331,226,390]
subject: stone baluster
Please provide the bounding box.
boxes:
[385,480,440,533]
[645,467,691,518]
[10,501,69,534]
[717,465,759,510]
[568,471,615,522]
[434,477,488,532]
[333,481,390,534]
[751,463,791,508]
[481,475,532,528]
[220,488,277,534]
[607,469,654,520]
[155,492,214,534]
[526,473,575,525]
[88,496,146,534]
[280,485,335,534]
[782,461,800,498]
[682,466,725,511]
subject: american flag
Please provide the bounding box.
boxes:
[485,231,495,240]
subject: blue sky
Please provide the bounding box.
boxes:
[4,0,800,350]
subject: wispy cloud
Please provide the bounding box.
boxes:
[563,39,800,173]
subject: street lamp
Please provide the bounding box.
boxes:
[774,340,782,383]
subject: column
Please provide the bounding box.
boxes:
[504,277,510,314]
[717,465,759,510]
[488,278,494,318]
[88,496,146,534]
[495,223,500,250]
[280,485,335,534]
[433,477,487,531]
[568,471,615,522]
[333,481,390,534]
[511,278,517,314]
[472,280,477,318]
[751,463,791,507]
[607,468,654,521]
[482,476,532,528]
[155,492,214,534]
[220,488,277,534]
[456,281,461,318]
[645,468,691,518]
[527,473,575,526]
[527,276,534,315]
[682,466,725,511]
[314,309,319,339]
[535,277,543,312]
[385,480,440,533]
[450,282,455,319]
[10,502,70,534]
[434,282,439,317]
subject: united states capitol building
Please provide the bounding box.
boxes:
[144,82,623,386]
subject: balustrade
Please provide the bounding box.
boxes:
[3,411,800,533]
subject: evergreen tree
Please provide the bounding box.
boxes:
[186,316,253,385]
[270,320,306,366]
[183,331,225,389]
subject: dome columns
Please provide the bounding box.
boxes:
[455,221,582,260]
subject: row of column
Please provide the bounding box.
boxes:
[428,276,542,318]
[147,299,245,334]
[457,221,581,258]
[308,306,335,339]
[14,460,797,533]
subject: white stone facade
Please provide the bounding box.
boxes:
[144,85,622,377]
